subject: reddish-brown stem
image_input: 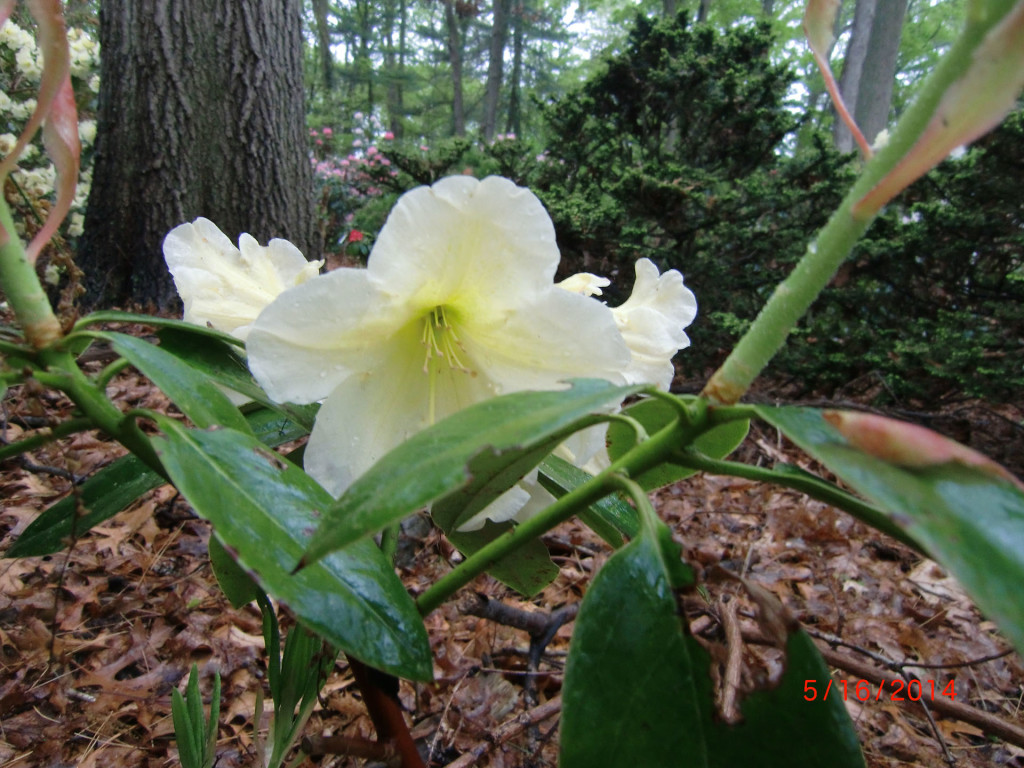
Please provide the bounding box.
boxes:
[348,657,427,768]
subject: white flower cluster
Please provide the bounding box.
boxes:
[0,19,101,244]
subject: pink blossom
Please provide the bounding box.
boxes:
[383,131,395,140]
[310,129,319,137]
[323,127,333,136]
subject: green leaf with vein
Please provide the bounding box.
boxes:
[434,516,559,597]
[606,396,749,491]
[301,379,645,569]
[152,416,432,680]
[755,405,1024,654]
[100,331,251,434]
[6,407,312,558]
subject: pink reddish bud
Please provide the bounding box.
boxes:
[824,411,1024,491]
[383,131,395,140]
[348,229,364,243]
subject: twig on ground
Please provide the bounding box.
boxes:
[443,695,562,768]
[459,592,578,706]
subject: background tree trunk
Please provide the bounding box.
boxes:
[834,0,908,153]
[445,0,466,137]
[482,0,510,142]
[77,0,317,310]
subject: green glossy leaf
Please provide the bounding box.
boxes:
[152,416,432,680]
[100,331,251,434]
[607,397,749,490]
[208,535,262,609]
[538,455,638,546]
[756,405,1024,655]
[157,329,318,431]
[7,407,311,558]
[561,516,705,768]
[75,310,245,347]
[302,379,645,569]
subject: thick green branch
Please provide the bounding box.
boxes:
[703,2,1020,405]
[415,415,690,616]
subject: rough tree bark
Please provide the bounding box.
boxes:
[77,0,318,310]
[834,0,909,153]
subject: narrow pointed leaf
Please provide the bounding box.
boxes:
[756,405,1024,654]
[100,331,252,434]
[6,406,310,558]
[302,379,645,569]
[74,310,245,348]
[539,455,638,545]
[157,328,318,430]
[152,417,432,680]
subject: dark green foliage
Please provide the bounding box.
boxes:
[532,13,852,374]
[335,12,1023,404]
[779,111,1024,402]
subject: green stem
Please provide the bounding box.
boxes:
[671,450,923,552]
[33,349,165,475]
[415,415,690,616]
[0,416,93,461]
[0,194,61,348]
[702,2,1018,405]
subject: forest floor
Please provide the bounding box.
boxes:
[2,327,1024,768]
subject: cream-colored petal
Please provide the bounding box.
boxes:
[612,259,697,390]
[163,218,322,341]
[456,472,557,532]
[367,176,561,317]
[303,324,496,496]
[462,287,630,395]
[557,272,611,297]
[454,483,532,532]
[246,268,414,404]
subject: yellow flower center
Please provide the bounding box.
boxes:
[421,305,468,373]
[421,305,471,425]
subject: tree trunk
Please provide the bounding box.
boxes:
[505,1,524,137]
[834,0,908,153]
[445,0,466,137]
[313,0,334,91]
[482,0,510,142]
[78,0,317,310]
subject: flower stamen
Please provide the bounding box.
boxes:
[421,305,469,373]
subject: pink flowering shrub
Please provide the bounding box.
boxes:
[309,111,398,260]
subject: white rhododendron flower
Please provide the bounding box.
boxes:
[163,217,323,342]
[246,176,697,529]
[611,258,697,391]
